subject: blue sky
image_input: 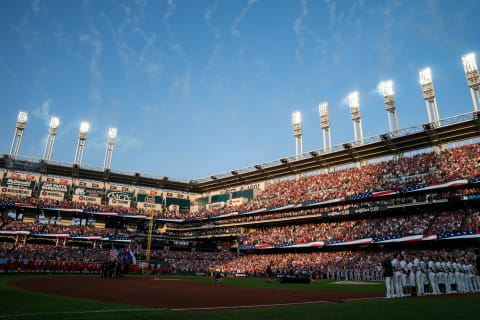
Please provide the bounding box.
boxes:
[0,0,479,179]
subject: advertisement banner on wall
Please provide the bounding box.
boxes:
[108,198,131,208]
[136,202,163,211]
[164,192,188,199]
[223,182,266,194]
[39,182,70,201]
[42,176,72,185]
[1,178,35,190]
[0,186,32,197]
[106,184,133,193]
[75,180,104,189]
[106,191,133,201]
[72,194,102,205]
[227,197,247,207]
[73,187,104,198]
[136,194,162,204]
[7,172,40,183]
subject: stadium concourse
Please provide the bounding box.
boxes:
[1,143,480,297]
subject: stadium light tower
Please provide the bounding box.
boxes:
[43,116,60,161]
[462,53,480,110]
[382,81,399,134]
[103,127,117,170]
[319,102,332,152]
[348,92,364,144]
[10,110,28,158]
[292,111,303,158]
[74,122,89,165]
[419,67,440,125]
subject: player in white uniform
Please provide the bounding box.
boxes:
[446,257,455,294]
[392,255,402,298]
[407,258,416,296]
[435,259,444,294]
[441,257,451,294]
[399,256,408,297]
[428,257,440,295]
[464,261,473,293]
[454,258,465,293]
[414,256,424,296]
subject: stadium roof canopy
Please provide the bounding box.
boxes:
[2,111,480,194]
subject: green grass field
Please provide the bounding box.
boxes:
[0,274,478,320]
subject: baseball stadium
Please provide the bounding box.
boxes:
[1,1,480,320]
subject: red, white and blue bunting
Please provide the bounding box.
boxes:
[238,231,480,250]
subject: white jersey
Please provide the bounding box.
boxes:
[413,258,420,271]
[428,261,436,272]
[392,259,400,271]
[446,262,452,272]
[407,262,413,273]
[452,262,458,272]
[435,262,442,272]
[400,260,407,273]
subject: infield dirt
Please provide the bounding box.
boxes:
[9,276,383,311]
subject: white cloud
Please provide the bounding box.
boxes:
[293,0,308,46]
[118,135,143,152]
[32,99,53,126]
[33,0,40,15]
[231,0,258,37]
[323,0,337,31]
[163,0,176,29]
[372,81,390,96]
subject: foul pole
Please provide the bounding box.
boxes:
[146,190,156,262]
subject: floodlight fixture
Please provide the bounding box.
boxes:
[348,91,361,121]
[108,127,117,140]
[291,110,303,168]
[462,53,478,74]
[419,67,440,124]
[49,116,60,131]
[382,80,394,98]
[74,121,89,165]
[16,110,28,127]
[462,53,480,111]
[347,91,363,144]
[79,122,90,136]
[10,110,29,157]
[381,80,399,133]
[318,102,332,152]
[292,111,302,125]
[43,116,60,160]
[104,127,118,170]
[419,67,432,86]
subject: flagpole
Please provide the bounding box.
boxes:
[146,190,156,262]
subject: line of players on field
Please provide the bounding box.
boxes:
[383,252,480,298]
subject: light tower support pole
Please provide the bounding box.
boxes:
[10,110,28,158]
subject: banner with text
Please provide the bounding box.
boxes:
[73,187,104,198]
[75,180,104,189]
[106,184,133,193]
[42,176,72,186]
[7,172,40,183]
[72,194,102,205]
[39,182,70,201]
[136,201,163,211]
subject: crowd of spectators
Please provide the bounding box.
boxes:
[0,220,130,238]
[237,210,476,245]
[2,144,480,220]
[187,144,480,219]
